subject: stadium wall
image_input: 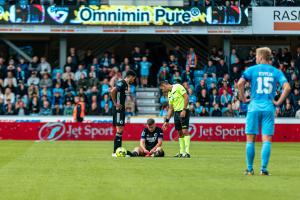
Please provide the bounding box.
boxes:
[0,117,299,142]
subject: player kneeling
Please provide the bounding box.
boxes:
[130,118,164,157]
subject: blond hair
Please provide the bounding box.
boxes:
[256,47,272,62]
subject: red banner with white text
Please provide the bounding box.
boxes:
[0,122,299,142]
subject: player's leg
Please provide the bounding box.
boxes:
[153,147,165,157]
[174,112,185,157]
[113,126,124,152]
[113,110,125,154]
[129,147,145,157]
[245,111,259,175]
[182,110,191,157]
[260,111,275,175]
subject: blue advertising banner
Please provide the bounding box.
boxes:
[0,5,248,26]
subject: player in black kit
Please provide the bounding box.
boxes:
[130,118,165,157]
[111,70,136,157]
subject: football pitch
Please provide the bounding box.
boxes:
[0,141,299,200]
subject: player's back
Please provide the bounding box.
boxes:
[243,64,286,112]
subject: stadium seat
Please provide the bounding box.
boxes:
[194,70,204,78]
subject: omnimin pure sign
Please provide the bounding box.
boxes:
[74,6,205,25]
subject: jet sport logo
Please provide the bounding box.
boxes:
[39,122,66,141]
[47,6,69,24]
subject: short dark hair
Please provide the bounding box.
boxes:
[126,70,137,77]
[147,118,155,125]
[159,80,169,86]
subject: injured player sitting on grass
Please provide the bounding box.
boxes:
[128,118,164,157]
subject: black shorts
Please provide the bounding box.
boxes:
[174,110,190,131]
[145,145,155,151]
[113,108,125,127]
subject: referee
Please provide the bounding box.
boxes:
[160,81,191,158]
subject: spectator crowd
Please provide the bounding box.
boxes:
[0,47,138,117]
[0,43,300,119]
[159,46,300,118]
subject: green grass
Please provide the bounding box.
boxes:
[0,141,299,200]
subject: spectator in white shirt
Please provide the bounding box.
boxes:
[39,57,51,75]
[74,64,87,81]
[4,88,15,105]
[27,71,40,86]
[62,66,75,81]
[4,71,17,87]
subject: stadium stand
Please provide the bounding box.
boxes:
[0,43,299,118]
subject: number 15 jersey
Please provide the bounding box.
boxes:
[241,64,287,112]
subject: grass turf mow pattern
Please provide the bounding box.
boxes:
[0,141,299,200]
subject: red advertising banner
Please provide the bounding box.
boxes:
[0,122,299,142]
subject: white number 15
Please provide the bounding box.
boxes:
[256,77,273,94]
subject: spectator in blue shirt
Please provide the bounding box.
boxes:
[188,88,197,106]
[52,83,64,97]
[39,100,52,116]
[16,66,26,83]
[52,66,63,80]
[157,62,171,82]
[172,71,182,84]
[52,92,64,108]
[40,85,52,100]
[205,60,217,78]
[100,93,112,110]
[101,78,110,97]
[140,56,152,87]
[195,102,202,116]
[160,93,168,105]
[159,104,168,117]
[220,89,232,108]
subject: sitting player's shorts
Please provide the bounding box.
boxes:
[174,110,190,131]
[113,108,125,127]
[246,111,275,135]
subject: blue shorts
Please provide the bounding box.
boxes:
[245,111,275,135]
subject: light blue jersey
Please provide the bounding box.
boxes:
[242,64,287,135]
[140,61,152,77]
[242,64,287,112]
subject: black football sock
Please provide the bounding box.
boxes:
[113,133,122,153]
[132,151,139,157]
[126,151,133,156]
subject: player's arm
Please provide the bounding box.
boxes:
[180,93,189,118]
[140,138,149,153]
[274,82,291,106]
[162,104,174,130]
[140,130,150,154]
[237,78,247,102]
[111,87,121,110]
[237,68,251,103]
[274,70,291,106]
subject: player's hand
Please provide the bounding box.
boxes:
[143,149,150,155]
[150,149,156,155]
[180,110,186,118]
[162,122,169,131]
[115,103,122,110]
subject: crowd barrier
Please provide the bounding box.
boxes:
[0,117,299,142]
